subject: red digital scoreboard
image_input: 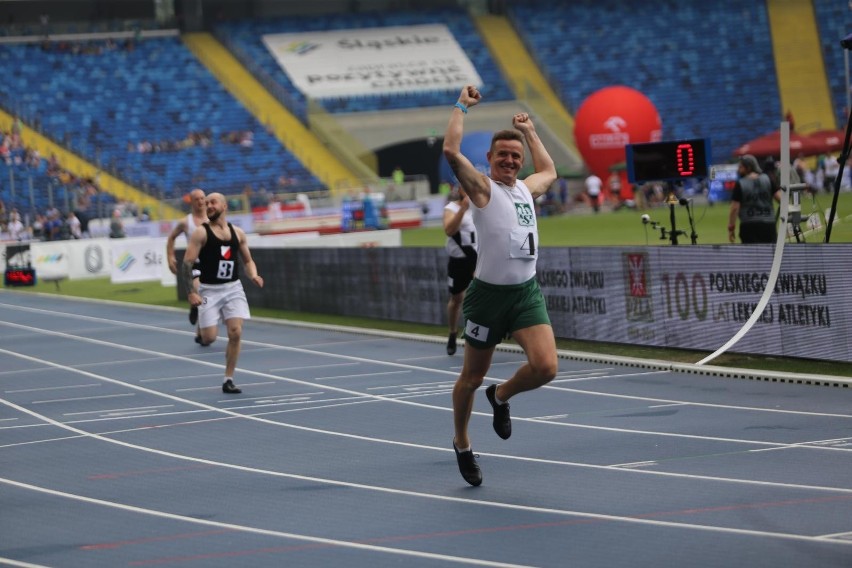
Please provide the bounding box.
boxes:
[625,138,711,184]
[4,267,36,287]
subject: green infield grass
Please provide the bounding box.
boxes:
[403,191,852,247]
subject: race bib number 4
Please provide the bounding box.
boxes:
[509,228,537,260]
[465,320,490,343]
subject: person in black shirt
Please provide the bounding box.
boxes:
[182,193,264,394]
[728,154,780,244]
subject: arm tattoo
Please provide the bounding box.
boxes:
[181,261,195,295]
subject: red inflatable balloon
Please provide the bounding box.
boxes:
[574,86,662,183]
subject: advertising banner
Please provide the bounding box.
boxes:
[262,24,482,98]
[110,237,169,284]
[243,245,852,362]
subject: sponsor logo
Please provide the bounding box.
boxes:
[286,40,319,55]
[116,252,136,272]
[84,245,104,273]
[623,252,653,322]
[36,253,64,264]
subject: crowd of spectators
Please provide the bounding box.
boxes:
[0,124,142,242]
[128,129,254,154]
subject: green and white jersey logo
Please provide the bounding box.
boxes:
[514,202,535,226]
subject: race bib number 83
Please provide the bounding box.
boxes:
[217,260,235,280]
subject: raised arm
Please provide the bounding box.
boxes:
[443,85,490,208]
[443,193,470,237]
[512,113,557,199]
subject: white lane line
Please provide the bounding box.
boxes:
[0,476,533,568]
[551,370,664,383]
[0,367,55,377]
[818,531,852,540]
[237,392,325,403]
[395,355,455,362]
[268,362,357,372]
[75,357,165,368]
[368,380,456,390]
[2,398,851,550]
[488,360,529,367]
[298,337,394,348]
[2,318,852,455]
[101,409,161,417]
[314,370,412,381]
[5,383,101,393]
[4,341,852,495]
[0,417,17,423]
[0,555,50,568]
[176,381,276,392]
[64,404,174,417]
[32,393,134,404]
[141,373,221,383]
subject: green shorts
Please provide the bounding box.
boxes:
[462,277,551,349]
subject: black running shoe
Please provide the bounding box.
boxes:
[194,333,209,347]
[189,305,198,325]
[453,441,482,486]
[222,379,242,394]
[485,384,511,440]
[446,332,457,356]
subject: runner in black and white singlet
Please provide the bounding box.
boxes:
[443,187,478,355]
[182,192,264,394]
[443,85,559,486]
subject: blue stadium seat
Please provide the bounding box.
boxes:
[0,37,320,199]
[508,0,781,160]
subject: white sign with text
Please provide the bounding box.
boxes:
[262,24,482,98]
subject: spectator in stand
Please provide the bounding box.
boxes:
[66,211,82,239]
[31,214,45,240]
[109,209,126,238]
[8,211,25,241]
[44,210,63,241]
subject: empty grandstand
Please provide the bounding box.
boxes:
[0,0,848,235]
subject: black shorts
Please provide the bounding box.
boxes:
[739,222,776,244]
[447,255,477,295]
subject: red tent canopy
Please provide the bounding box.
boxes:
[733,129,824,158]
[804,129,846,154]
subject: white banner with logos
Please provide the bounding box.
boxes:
[17,239,111,280]
[110,237,172,284]
[262,24,482,98]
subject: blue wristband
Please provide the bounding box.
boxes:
[453,102,468,114]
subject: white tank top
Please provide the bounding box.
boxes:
[444,201,478,259]
[185,213,200,238]
[472,179,539,285]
